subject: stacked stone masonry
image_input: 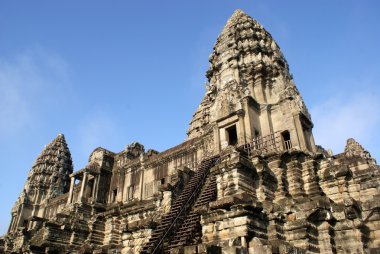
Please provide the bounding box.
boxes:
[2,10,380,254]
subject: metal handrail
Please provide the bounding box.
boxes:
[150,157,217,254]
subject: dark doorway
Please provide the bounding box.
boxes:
[226,125,238,146]
[112,189,117,202]
[281,130,292,150]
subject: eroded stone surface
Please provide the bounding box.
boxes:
[2,9,379,254]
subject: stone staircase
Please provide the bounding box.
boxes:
[91,218,106,245]
[166,173,217,250]
[30,223,71,247]
[140,156,219,254]
[75,203,93,218]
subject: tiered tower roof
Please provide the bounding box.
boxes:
[345,138,376,164]
[187,10,310,140]
[22,134,73,202]
[206,9,290,84]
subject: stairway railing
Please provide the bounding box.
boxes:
[150,157,218,254]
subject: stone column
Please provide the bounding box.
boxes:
[237,109,246,145]
[293,113,307,150]
[301,159,322,198]
[253,66,266,103]
[241,236,247,248]
[214,125,220,153]
[79,172,88,202]
[67,176,75,204]
[284,219,309,251]
[286,155,305,199]
[117,169,124,202]
[260,105,272,137]
[91,175,98,202]
[241,97,253,142]
[139,160,145,200]
[317,221,335,254]
[253,157,276,202]
[268,155,288,201]
[93,175,100,203]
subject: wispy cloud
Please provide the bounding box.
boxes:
[311,91,380,155]
[75,111,120,168]
[0,48,71,135]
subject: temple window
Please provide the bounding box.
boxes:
[23,220,28,228]
[226,125,238,146]
[112,189,117,202]
[281,131,292,150]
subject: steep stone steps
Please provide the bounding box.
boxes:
[140,156,219,254]
[91,218,105,245]
[166,173,217,250]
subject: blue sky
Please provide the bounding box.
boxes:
[1,1,379,234]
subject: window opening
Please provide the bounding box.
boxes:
[112,189,117,202]
[281,131,292,150]
[23,220,28,228]
[226,125,238,146]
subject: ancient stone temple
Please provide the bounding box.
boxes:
[2,9,380,254]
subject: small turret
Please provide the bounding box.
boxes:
[345,138,376,165]
[8,134,73,233]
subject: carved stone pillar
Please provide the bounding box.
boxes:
[267,213,285,242]
[67,176,75,204]
[253,157,276,202]
[91,175,98,202]
[334,219,365,253]
[317,221,335,254]
[284,219,309,251]
[241,97,253,142]
[301,159,322,198]
[286,155,305,199]
[268,155,288,202]
[253,65,265,104]
[79,172,88,202]
[236,109,246,145]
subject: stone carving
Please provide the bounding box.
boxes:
[205,82,217,102]
[2,9,379,254]
[280,84,311,119]
[345,138,376,164]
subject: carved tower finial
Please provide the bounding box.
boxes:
[344,138,376,164]
[187,9,315,154]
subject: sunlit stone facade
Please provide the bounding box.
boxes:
[2,10,379,254]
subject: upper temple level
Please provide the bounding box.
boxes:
[4,9,380,254]
[187,10,315,153]
[6,11,318,235]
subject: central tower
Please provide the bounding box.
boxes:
[188,10,315,153]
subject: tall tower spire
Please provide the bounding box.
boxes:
[24,133,73,200]
[8,134,73,233]
[188,10,315,153]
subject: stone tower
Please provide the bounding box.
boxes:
[2,10,380,254]
[7,134,73,234]
[188,10,315,153]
